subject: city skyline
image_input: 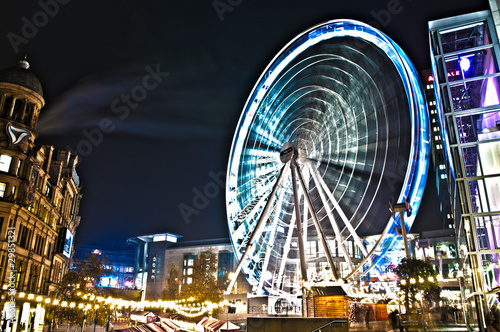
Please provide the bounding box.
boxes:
[0,0,490,247]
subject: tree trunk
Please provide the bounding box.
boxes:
[405,288,410,313]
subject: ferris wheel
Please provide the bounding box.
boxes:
[225,20,430,296]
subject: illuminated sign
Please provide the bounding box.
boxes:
[152,234,178,242]
[166,234,178,243]
[6,122,32,145]
[426,70,461,82]
[58,228,74,259]
[153,235,166,242]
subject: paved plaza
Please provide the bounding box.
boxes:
[43,318,472,332]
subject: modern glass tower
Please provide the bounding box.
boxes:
[429,10,500,331]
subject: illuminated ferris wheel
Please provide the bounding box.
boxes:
[226,20,430,296]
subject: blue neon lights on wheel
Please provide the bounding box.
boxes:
[226,20,429,296]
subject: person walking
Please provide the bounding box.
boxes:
[365,306,371,328]
[389,309,399,331]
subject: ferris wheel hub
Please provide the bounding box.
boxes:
[279,142,295,163]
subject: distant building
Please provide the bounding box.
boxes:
[72,245,135,289]
[422,69,455,230]
[0,59,82,331]
[126,233,251,301]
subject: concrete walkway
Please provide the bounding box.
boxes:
[46,319,472,332]
[349,320,470,331]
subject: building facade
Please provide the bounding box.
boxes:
[422,69,456,230]
[429,9,500,331]
[72,245,135,289]
[0,59,82,332]
[127,233,251,301]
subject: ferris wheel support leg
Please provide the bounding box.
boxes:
[255,187,286,294]
[225,163,289,295]
[390,202,411,260]
[399,211,410,260]
[306,163,354,270]
[290,158,309,283]
[294,157,339,281]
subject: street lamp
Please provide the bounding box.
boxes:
[81,308,88,332]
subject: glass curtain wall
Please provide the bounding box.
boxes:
[429,10,500,331]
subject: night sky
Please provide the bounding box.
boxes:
[0,0,489,248]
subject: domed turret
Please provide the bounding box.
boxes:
[0,59,45,148]
[0,59,43,97]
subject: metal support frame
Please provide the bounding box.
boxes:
[294,156,339,281]
[225,163,288,294]
[290,157,309,282]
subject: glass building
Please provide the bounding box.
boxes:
[429,9,500,330]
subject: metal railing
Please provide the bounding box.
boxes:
[310,319,348,332]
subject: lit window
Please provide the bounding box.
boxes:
[439,164,445,170]
[0,182,6,197]
[187,268,193,275]
[0,155,12,173]
[188,259,194,266]
[440,174,447,179]
[187,277,192,284]
[436,144,443,149]
[16,160,21,176]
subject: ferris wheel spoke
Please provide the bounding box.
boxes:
[301,167,310,257]
[225,163,289,295]
[275,211,298,293]
[308,161,369,256]
[236,168,280,205]
[305,162,355,270]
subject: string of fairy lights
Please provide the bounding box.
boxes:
[3,288,238,318]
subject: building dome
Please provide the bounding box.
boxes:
[0,59,43,96]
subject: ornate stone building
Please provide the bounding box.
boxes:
[0,59,82,328]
